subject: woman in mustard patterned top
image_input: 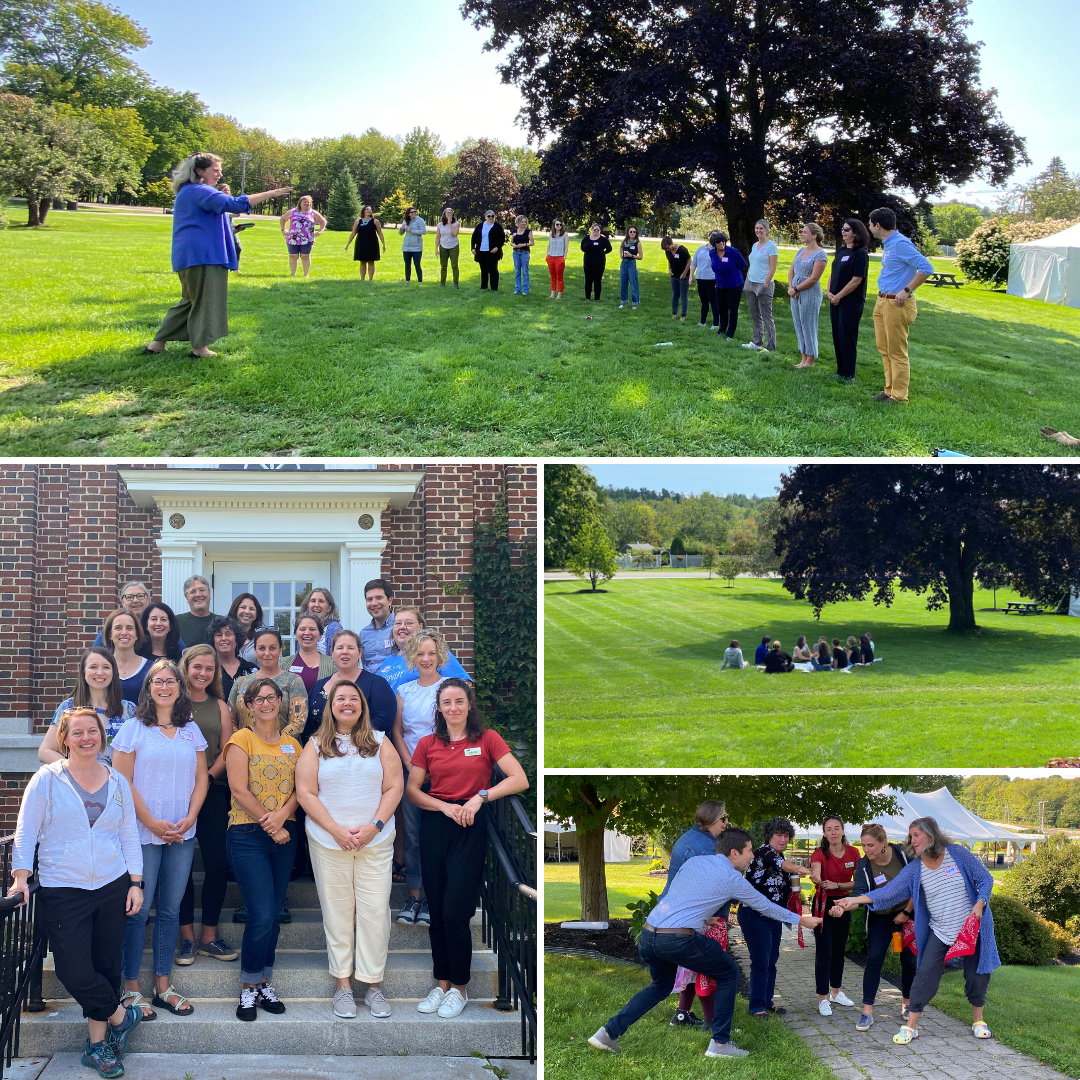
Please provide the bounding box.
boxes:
[228,627,306,738]
[223,678,302,1022]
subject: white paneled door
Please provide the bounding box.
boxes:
[211,560,332,655]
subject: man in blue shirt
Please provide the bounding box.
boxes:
[869,208,934,404]
[589,829,821,1060]
[359,578,396,673]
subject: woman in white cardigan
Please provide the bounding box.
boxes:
[9,707,145,1077]
[296,680,403,1020]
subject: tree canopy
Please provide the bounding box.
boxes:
[445,138,520,224]
[775,464,1080,631]
[544,464,604,568]
[462,0,1026,250]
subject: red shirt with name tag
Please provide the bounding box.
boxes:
[811,844,860,899]
[411,728,511,801]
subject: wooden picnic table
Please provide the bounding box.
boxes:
[1004,601,1042,615]
[926,272,963,288]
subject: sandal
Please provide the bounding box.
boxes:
[892,1026,919,1044]
[152,985,194,1015]
[120,990,157,1021]
[972,1021,992,1039]
[392,860,407,884]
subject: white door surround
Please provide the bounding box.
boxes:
[117,468,425,634]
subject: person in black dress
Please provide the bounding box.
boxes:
[346,205,386,281]
[469,210,506,291]
[580,224,613,301]
[826,219,870,381]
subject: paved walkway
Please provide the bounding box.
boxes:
[727,923,1069,1080]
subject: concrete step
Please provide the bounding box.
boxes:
[18,998,523,1057]
[143,909,486,951]
[187,876,410,909]
[42,948,499,1001]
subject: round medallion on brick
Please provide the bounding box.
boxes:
[358,514,374,530]
[169,513,186,530]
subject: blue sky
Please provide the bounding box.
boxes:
[583,463,788,497]
[119,0,1078,202]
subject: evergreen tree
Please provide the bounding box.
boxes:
[326,165,360,231]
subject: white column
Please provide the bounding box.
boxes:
[341,538,387,631]
[157,539,198,613]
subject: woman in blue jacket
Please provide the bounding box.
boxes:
[143,154,290,359]
[834,816,998,1045]
[708,232,747,340]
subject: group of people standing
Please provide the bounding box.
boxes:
[589,802,998,1063]
[10,572,528,1076]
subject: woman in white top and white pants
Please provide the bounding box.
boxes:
[296,680,404,1019]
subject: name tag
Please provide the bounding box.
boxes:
[178,729,194,742]
[841,255,850,262]
[721,257,729,262]
[280,745,295,754]
[874,873,887,885]
[844,862,854,868]
[289,665,304,674]
[943,865,958,877]
[463,747,482,757]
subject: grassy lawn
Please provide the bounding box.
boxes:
[3,207,1080,454]
[545,857,663,923]
[545,954,839,1080]
[933,964,1080,1077]
[544,576,1080,767]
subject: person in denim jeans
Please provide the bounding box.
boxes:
[619,226,643,308]
[223,678,302,1021]
[589,829,820,1060]
[398,207,426,283]
[510,216,533,295]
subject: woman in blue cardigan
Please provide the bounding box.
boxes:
[834,816,998,1045]
[144,154,290,359]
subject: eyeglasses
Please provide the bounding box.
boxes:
[150,678,178,689]
[252,695,280,706]
[122,592,148,601]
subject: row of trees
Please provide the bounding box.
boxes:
[960,776,1080,831]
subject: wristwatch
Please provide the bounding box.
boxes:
[478,790,489,803]
[130,880,144,889]
[371,819,384,832]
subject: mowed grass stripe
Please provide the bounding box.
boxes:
[3,208,1080,454]
[544,577,1080,767]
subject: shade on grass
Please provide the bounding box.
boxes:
[544,576,1080,767]
[545,954,840,1080]
[3,207,1080,455]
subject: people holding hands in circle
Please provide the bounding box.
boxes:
[809,815,859,1015]
[831,817,999,1045]
[346,206,386,281]
[281,195,326,278]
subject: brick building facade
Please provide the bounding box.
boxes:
[0,461,537,829]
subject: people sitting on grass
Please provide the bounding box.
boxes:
[762,640,794,674]
[754,637,772,665]
[861,633,874,664]
[831,638,849,670]
[846,636,862,666]
[721,640,748,669]
[811,641,832,671]
[792,636,813,662]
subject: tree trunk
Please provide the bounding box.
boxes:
[37,198,50,226]
[577,822,609,922]
[589,569,598,591]
[26,195,41,227]
[947,565,978,631]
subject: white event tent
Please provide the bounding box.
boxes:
[793,787,1044,851]
[544,816,633,862]
[1007,223,1080,307]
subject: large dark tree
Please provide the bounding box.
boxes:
[462,0,1027,250]
[445,138,520,225]
[775,465,1080,633]
[544,464,604,569]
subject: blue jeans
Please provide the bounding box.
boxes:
[739,905,783,1013]
[401,766,424,893]
[122,840,196,979]
[403,250,422,281]
[513,250,530,293]
[605,929,739,1045]
[670,275,689,316]
[620,259,640,304]
[227,822,297,984]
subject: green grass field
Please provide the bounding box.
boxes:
[544,576,1080,767]
[4,206,1080,454]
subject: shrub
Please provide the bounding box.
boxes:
[326,166,360,231]
[626,891,661,943]
[999,836,1080,926]
[139,178,173,209]
[377,187,410,225]
[1037,915,1079,958]
[989,894,1055,966]
[956,215,1080,284]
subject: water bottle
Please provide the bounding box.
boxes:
[892,931,902,953]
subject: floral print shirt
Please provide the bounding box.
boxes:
[746,843,790,905]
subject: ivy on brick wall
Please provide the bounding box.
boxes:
[469,489,537,805]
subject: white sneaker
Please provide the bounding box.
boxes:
[830,991,855,1008]
[618,303,626,309]
[437,988,468,1018]
[741,342,758,349]
[818,999,833,1016]
[417,986,446,1014]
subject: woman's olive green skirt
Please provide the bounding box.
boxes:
[153,264,230,350]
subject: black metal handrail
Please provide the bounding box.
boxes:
[0,836,46,1069]
[479,767,537,1062]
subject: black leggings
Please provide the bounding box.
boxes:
[420,804,489,987]
[477,253,500,291]
[584,263,605,301]
[717,285,742,338]
[814,897,850,995]
[697,279,719,326]
[179,782,230,928]
[863,912,917,1005]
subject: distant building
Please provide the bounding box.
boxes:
[620,542,657,554]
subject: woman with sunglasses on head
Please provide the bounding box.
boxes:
[104,608,152,703]
[10,707,145,1078]
[809,815,859,1015]
[39,647,137,765]
[661,800,729,1027]
[345,205,386,281]
[175,645,238,967]
[223,679,303,1021]
[406,678,529,1019]
[436,207,461,288]
[228,627,307,739]
[226,593,263,662]
[113,659,209,1021]
[546,218,569,298]
[826,219,871,383]
[138,602,185,663]
[470,210,505,291]
[208,616,257,701]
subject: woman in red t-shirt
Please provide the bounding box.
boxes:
[809,815,859,1014]
[406,678,528,1020]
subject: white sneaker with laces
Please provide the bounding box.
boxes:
[818,999,833,1016]
[417,986,446,1014]
[830,990,855,1007]
[437,988,468,1018]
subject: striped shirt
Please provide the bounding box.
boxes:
[921,851,970,944]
